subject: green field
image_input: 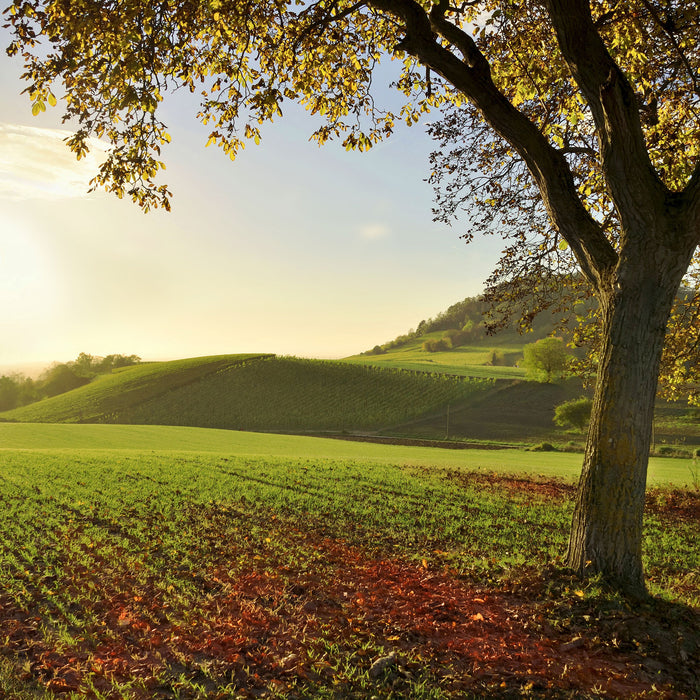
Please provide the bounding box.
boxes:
[1,355,493,434]
[4,347,698,449]
[1,423,697,487]
[345,333,527,379]
[0,424,698,698]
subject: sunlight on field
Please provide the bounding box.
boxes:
[0,423,695,487]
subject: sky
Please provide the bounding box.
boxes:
[0,26,503,372]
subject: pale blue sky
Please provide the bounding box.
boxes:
[0,27,502,370]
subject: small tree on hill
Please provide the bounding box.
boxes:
[522,337,570,383]
[555,397,593,432]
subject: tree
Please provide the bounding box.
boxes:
[39,363,90,398]
[0,375,20,412]
[554,397,593,432]
[6,0,700,597]
[73,352,97,377]
[522,337,569,383]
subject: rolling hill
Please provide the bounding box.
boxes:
[3,289,698,448]
[0,354,494,435]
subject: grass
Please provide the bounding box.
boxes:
[0,438,697,698]
[0,423,697,487]
[0,354,271,424]
[4,349,698,449]
[344,333,527,380]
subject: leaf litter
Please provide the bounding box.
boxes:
[0,463,697,698]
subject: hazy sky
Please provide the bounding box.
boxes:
[0,26,503,370]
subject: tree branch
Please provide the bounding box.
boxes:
[292,0,369,52]
[544,0,668,224]
[683,160,700,237]
[369,0,617,290]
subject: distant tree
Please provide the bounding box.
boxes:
[73,352,97,376]
[16,375,38,406]
[486,349,506,366]
[99,354,142,371]
[40,364,90,398]
[522,337,570,383]
[0,376,20,412]
[555,397,593,432]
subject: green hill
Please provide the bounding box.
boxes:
[345,331,528,379]
[1,354,492,434]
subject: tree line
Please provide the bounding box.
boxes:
[366,286,586,356]
[0,353,141,412]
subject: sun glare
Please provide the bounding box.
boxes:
[0,214,57,317]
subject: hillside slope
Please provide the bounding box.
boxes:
[345,331,528,379]
[1,354,493,434]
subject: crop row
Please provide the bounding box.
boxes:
[113,356,493,431]
[0,450,697,697]
[0,354,272,424]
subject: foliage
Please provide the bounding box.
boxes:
[0,375,21,412]
[365,285,593,357]
[555,397,593,432]
[0,353,142,411]
[422,336,451,352]
[522,337,571,383]
[69,351,142,376]
[39,362,91,397]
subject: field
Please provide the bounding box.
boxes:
[1,356,493,435]
[0,425,698,698]
[4,350,699,450]
[344,333,527,380]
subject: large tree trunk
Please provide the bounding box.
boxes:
[565,256,686,596]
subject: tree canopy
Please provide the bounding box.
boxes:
[522,337,570,383]
[5,1,700,596]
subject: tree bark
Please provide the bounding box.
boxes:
[566,234,693,596]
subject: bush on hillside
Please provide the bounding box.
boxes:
[368,345,386,355]
[423,338,452,352]
[554,397,593,432]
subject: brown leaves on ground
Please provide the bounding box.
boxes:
[1,512,698,699]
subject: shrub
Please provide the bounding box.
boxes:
[531,442,556,452]
[554,397,593,432]
[422,338,452,353]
